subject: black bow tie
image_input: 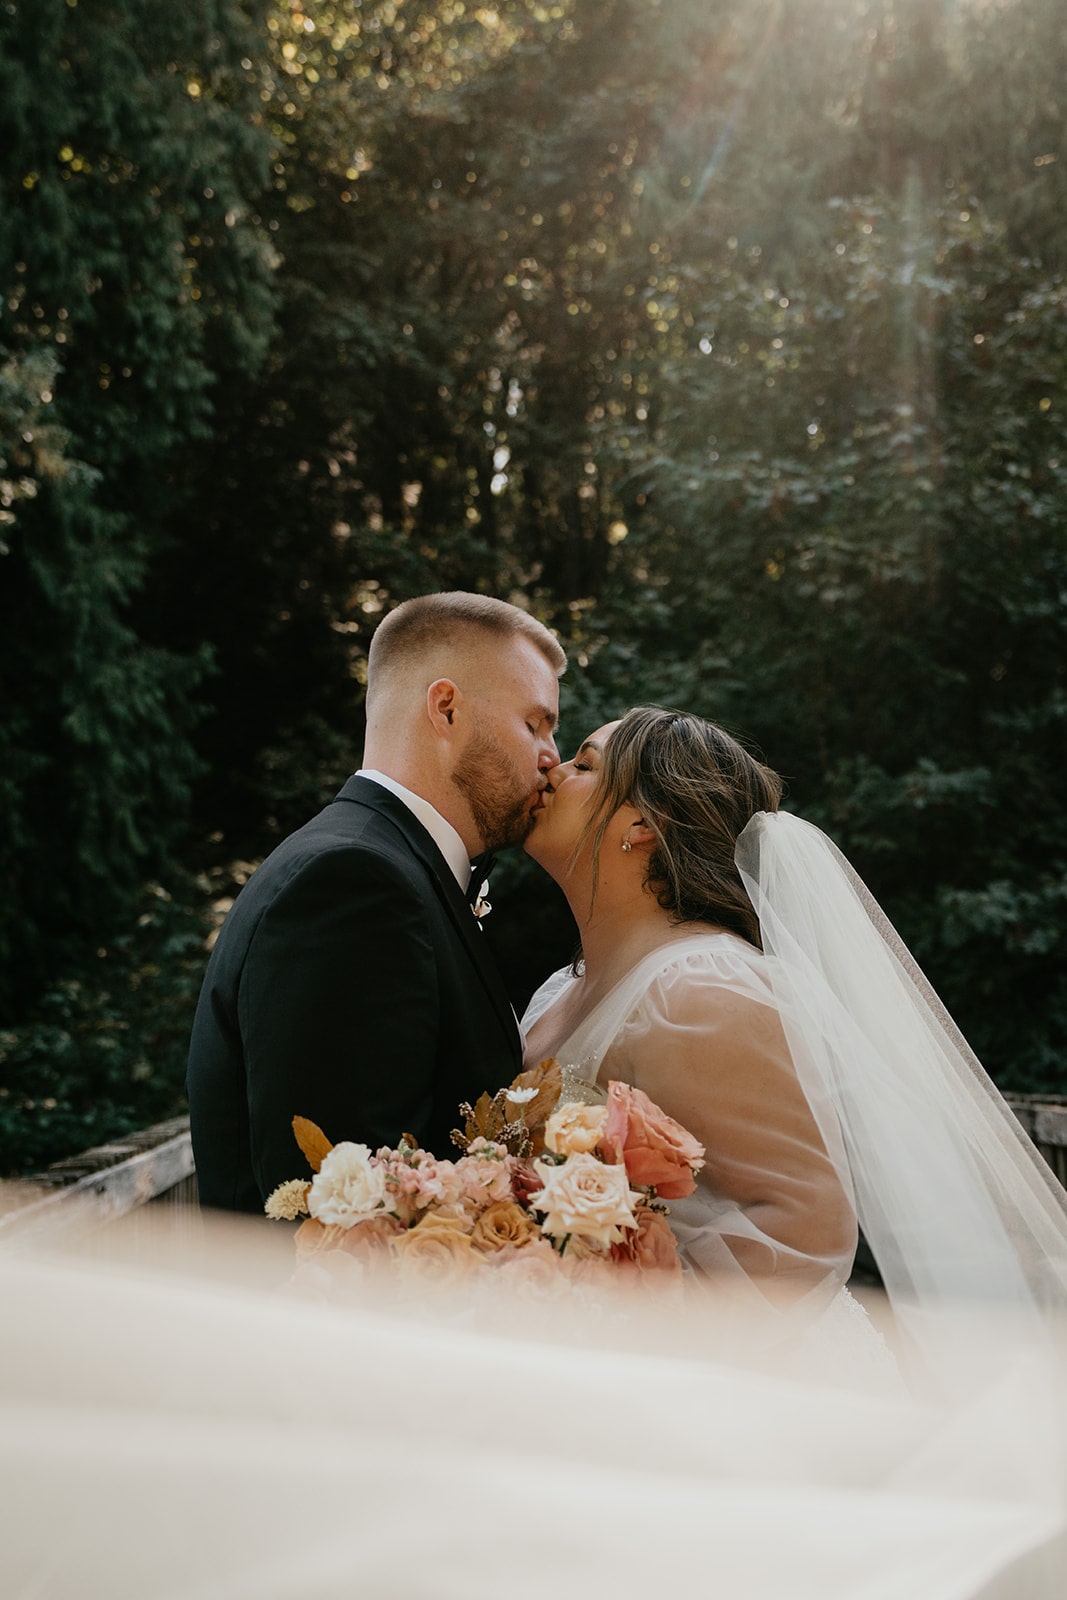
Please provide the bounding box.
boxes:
[466,852,496,906]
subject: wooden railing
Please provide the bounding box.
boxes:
[1003,1095,1067,1190]
[0,1115,196,1245]
[2,1096,1066,1243]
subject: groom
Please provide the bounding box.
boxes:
[187,592,564,1213]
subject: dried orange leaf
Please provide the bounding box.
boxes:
[292,1115,333,1173]
[466,1090,505,1143]
[518,1058,563,1131]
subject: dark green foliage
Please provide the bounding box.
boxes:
[0,0,278,1012]
[0,875,215,1177]
[4,0,1067,1174]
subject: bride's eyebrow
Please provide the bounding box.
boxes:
[576,739,601,756]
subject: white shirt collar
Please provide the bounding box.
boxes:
[356,769,471,892]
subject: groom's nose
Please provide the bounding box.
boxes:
[539,734,560,770]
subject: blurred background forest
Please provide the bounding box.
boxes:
[1,0,1065,1176]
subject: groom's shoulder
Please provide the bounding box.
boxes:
[257,786,419,882]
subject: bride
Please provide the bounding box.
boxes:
[522,706,1067,1367]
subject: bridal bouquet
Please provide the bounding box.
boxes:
[264,1060,704,1293]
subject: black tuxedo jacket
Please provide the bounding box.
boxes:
[186,776,522,1213]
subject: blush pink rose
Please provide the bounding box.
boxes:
[610,1207,682,1275]
[602,1082,705,1199]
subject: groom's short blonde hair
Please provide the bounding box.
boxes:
[366,592,565,705]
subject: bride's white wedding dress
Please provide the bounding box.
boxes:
[522,808,1067,1401]
[521,933,899,1387]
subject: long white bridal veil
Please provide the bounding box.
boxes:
[735,811,1067,1327]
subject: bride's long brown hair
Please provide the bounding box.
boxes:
[576,706,782,949]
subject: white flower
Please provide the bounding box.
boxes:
[308,1142,388,1228]
[530,1152,641,1248]
[505,1086,539,1105]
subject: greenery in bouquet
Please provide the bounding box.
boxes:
[264,1060,704,1293]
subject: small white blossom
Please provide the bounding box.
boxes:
[505,1086,539,1105]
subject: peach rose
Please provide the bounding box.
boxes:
[544,1101,608,1157]
[560,1250,618,1293]
[530,1152,641,1247]
[338,1214,406,1260]
[602,1082,705,1199]
[610,1206,682,1275]
[491,1238,565,1296]
[293,1217,350,1260]
[470,1200,540,1253]
[390,1211,478,1280]
[559,1229,609,1261]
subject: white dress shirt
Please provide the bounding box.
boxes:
[355,769,471,892]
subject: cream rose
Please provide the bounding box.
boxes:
[307,1142,388,1228]
[544,1101,608,1157]
[530,1152,641,1247]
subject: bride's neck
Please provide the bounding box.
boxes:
[566,884,677,991]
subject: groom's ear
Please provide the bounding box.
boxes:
[426,678,462,734]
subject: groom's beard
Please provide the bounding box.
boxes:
[452,725,538,851]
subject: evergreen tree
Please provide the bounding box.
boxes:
[0,0,278,1011]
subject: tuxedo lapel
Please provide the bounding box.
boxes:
[332,776,521,1061]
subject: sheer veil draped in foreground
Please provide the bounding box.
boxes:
[2,1231,1066,1600]
[735,811,1067,1327]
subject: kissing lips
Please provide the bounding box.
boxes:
[530,784,553,815]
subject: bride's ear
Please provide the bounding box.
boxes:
[625,818,656,850]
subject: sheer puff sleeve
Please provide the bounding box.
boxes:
[602,947,858,1307]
